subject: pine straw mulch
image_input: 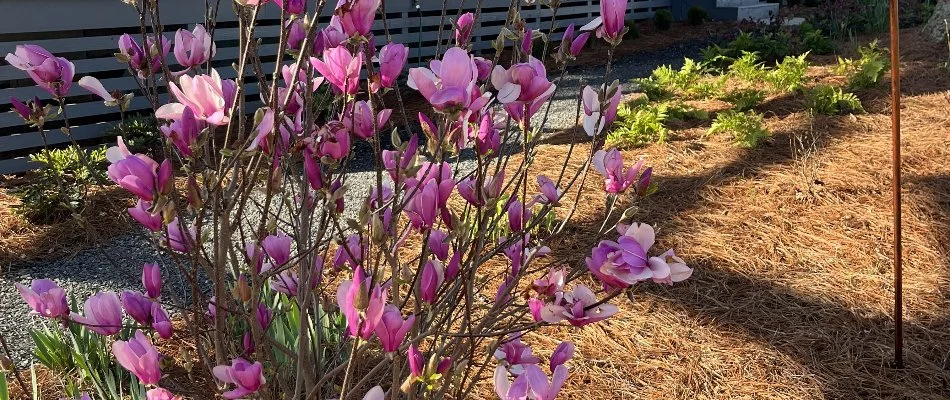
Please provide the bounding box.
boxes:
[478,28,950,399]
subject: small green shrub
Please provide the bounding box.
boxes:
[687,76,728,99]
[607,102,671,148]
[728,30,792,64]
[728,51,767,82]
[107,116,162,154]
[766,53,810,93]
[687,6,709,26]
[720,89,766,112]
[653,9,673,31]
[700,44,731,71]
[800,23,835,55]
[632,58,704,100]
[836,40,890,90]
[624,19,641,39]
[708,110,770,148]
[664,100,710,121]
[808,84,864,114]
[12,146,108,223]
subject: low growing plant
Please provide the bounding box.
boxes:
[720,88,766,112]
[808,84,864,114]
[836,40,890,89]
[12,146,108,223]
[800,23,835,55]
[607,102,672,148]
[687,6,709,26]
[728,51,767,82]
[708,110,770,148]
[107,117,162,155]
[654,9,673,31]
[766,53,810,93]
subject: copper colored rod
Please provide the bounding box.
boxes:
[888,0,903,369]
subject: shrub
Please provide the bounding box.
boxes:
[766,53,810,93]
[720,89,766,111]
[728,51,767,82]
[607,102,671,148]
[687,6,709,26]
[836,40,890,90]
[12,146,108,223]
[625,19,641,39]
[808,84,864,114]
[107,116,162,154]
[708,110,770,148]
[632,59,704,100]
[654,9,673,31]
[800,23,835,55]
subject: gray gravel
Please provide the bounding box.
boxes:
[0,39,711,365]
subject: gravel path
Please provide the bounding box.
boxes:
[0,40,710,366]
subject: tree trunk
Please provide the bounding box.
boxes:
[923,0,950,42]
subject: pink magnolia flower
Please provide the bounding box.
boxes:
[112,330,162,385]
[419,259,444,304]
[455,12,475,47]
[156,69,237,126]
[287,18,309,54]
[502,234,550,274]
[118,34,170,78]
[315,121,352,160]
[586,237,650,290]
[275,0,306,14]
[336,266,387,339]
[213,358,265,399]
[494,366,530,400]
[78,76,121,105]
[174,24,216,69]
[558,24,590,61]
[166,218,196,253]
[648,249,693,284]
[408,344,424,378]
[16,279,68,319]
[128,200,162,232]
[521,28,534,56]
[535,175,563,206]
[445,251,462,282]
[532,267,566,298]
[256,304,273,332]
[362,386,385,400]
[72,291,123,335]
[457,170,504,207]
[494,336,541,375]
[335,0,380,37]
[121,290,153,324]
[160,106,202,157]
[262,231,292,267]
[146,388,179,400]
[141,262,162,299]
[582,83,622,137]
[344,100,392,139]
[382,134,418,185]
[491,57,556,126]
[375,43,408,91]
[404,180,440,230]
[591,148,646,194]
[549,342,574,372]
[152,303,173,339]
[374,305,415,353]
[333,234,367,271]
[473,57,493,82]
[540,284,617,326]
[6,45,75,97]
[311,47,363,96]
[599,0,629,43]
[427,229,450,261]
[476,112,501,156]
[317,16,348,55]
[524,364,568,400]
[506,199,531,232]
[9,96,33,121]
[106,137,172,201]
[408,47,491,114]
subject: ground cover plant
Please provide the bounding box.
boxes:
[3,0,695,399]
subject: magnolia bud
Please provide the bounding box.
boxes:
[354,283,370,310]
